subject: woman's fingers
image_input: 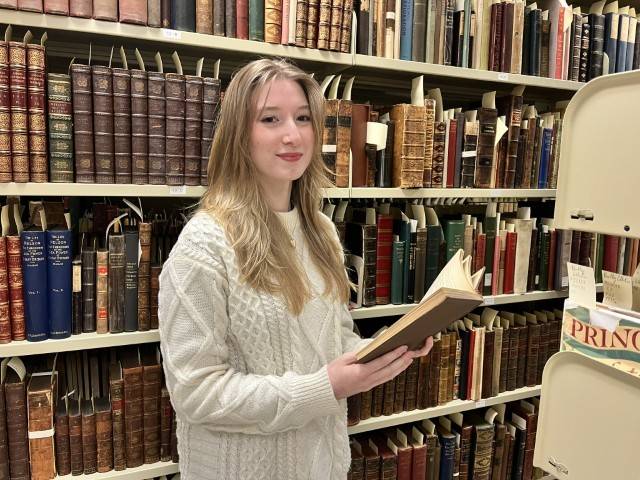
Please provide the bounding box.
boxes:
[366,352,414,389]
[363,345,409,373]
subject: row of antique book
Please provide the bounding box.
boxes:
[347,306,560,426]
[325,78,564,190]
[0,34,222,185]
[355,0,640,81]
[0,0,355,52]
[348,397,543,480]
[0,197,184,343]
[0,346,178,480]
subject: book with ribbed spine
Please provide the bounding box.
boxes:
[0,38,10,183]
[142,348,162,464]
[184,74,204,186]
[54,397,70,476]
[475,105,497,188]
[196,0,213,33]
[0,236,9,344]
[147,70,166,185]
[113,67,132,184]
[96,248,108,333]
[122,348,144,468]
[150,264,161,329]
[108,231,126,333]
[201,76,220,185]
[137,222,152,331]
[9,40,29,182]
[165,72,185,185]
[266,0,284,42]
[27,373,56,479]
[131,69,149,184]
[92,65,115,183]
[391,103,426,188]
[47,73,74,182]
[4,359,30,480]
[26,43,47,182]
[339,0,353,52]
[71,64,95,182]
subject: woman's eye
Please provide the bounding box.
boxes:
[261,116,278,123]
[297,115,311,122]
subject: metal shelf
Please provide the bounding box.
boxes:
[349,188,557,199]
[0,330,160,357]
[56,462,178,480]
[347,385,541,435]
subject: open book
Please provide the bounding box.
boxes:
[356,249,485,363]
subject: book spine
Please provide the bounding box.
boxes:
[110,376,126,470]
[148,0,162,25]
[503,95,523,188]
[27,380,56,479]
[26,44,47,182]
[142,362,162,463]
[93,0,118,20]
[92,65,115,183]
[266,0,284,43]
[5,379,30,479]
[131,70,149,184]
[113,68,133,184]
[124,230,139,332]
[72,257,82,334]
[96,249,109,334]
[200,77,220,185]
[71,64,95,182]
[318,0,332,49]
[165,73,186,185]
[147,71,166,185]
[54,406,71,476]
[0,237,10,343]
[21,230,49,341]
[18,0,43,11]
[339,0,353,52]
[236,0,249,38]
[475,107,497,188]
[335,99,352,188]
[119,0,148,23]
[47,73,74,182]
[329,0,345,50]
[250,0,266,40]
[124,364,144,468]
[70,0,92,16]
[138,222,152,330]
[213,0,225,35]
[9,42,29,183]
[150,264,161,329]
[95,403,113,472]
[225,0,237,37]
[0,40,10,183]
[579,21,590,82]
[196,0,213,33]
[108,234,126,333]
[170,0,196,31]
[47,229,72,339]
[6,236,26,340]
[422,99,435,187]
[81,248,96,332]
[161,0,170,26]
[81,401,97,474]
[160,387,172,461]
[184,75,204,186]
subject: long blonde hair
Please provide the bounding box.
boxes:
[198,58,349,315]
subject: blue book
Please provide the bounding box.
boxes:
[400,0,415,60]
[615,14,629,72]
[47,229,73,339]
[537,128,553,189]
[21,229,49,341]
[437,427,457,480]
[604,10,619,74]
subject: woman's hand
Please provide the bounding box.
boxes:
[327,336,434,400]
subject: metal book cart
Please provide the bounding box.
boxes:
[534,70,640,480]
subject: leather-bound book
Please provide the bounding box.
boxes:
[44,0,69,13]
[67,398,83,475]
[70,0,92,16]
[317,0,332,49]
[196,0,213,33]
[374,214,392,305]
[431,120,446,187]
[108,232,126,333]
[516,324,528,388]
[475,107,497,188]
[481,329,494,399]
[81,399,97,474]
[142,349,162,464]
[160,387,172,461]
[109,363,126,470]
[93,0,118,20]
[26,43,47,182]
[113,67,132,183]
[27,374,56,479]
[5,367,30,480]
[200,76,220,185]
[390,104,426,188]
[131,69,149,184]
[422,99,435,187]
[122,349,144,468]
[328,0,344,50]
[536,322,549,385]
[165,72,185,185]
[47,73,74,182]
[54,398,71,476]
[148,0,162,26]
[150,264,161,329]
[0,237,10,343]
[9,41,29,183]
[265,0,283,43]
[322,98,338,184]
[579,19,590,82]
[359,389,372,420]
[6,235,26,341]
[171,0,196,30]
[184,75,203,185]
[96,248,109,333]
[460,119,479,188]
[370,380,384,416]
[334,99,352,188]
[124,229,139,332]
[294,0,307,46]
[0,39,11,183]
[427,335,441,407]
[94,397,113,473]
[0,0,17,7]
[147,70,166,185]
[213,0,225,35]
[71,64,95,183]
[589,13,605,79]
[525,321,540,387]
[137,222,152,331]
[170,409,178,462]
[119,0,148,23]
[347,394,361,426]
[18,0,43,10]
[224,0,236,36]
[81,247,96,332]
[501,92,523,189]
[306,0,319,48]
[339,0,353,52]
[403,357,420,411]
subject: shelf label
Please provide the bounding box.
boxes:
[484,297,495,305]
[162,29,182,40]
[169,185,187,195]
[497,72,509,81]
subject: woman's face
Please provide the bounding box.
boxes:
[249,78,315,193]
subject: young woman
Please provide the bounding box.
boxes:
[158,58,432,479]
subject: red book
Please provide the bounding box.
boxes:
[603,235,619,273]
[0,237,10,343]
[491,233,501,295]
[44,0,69,13]
[466,329,476,400]
[375,214,393,305]
[503,231,517,294]
[236,0,249,39]
[446,119,457,188]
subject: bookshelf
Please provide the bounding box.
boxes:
[347,385,541,435]
[349,188,557,199]
[53,461,179,480]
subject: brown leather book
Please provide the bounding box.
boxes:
[475,107,497,188]
[26,44,47,182]
[112,68,132,184]
[416,348,431,409]
[380,378,394,416]
[422,99,436,187]
[390,104,426,188]
[0,39,11,183]
[349,104,369,187]
[536,322,549,385]
[0,0,17,7]
[170,409,178,462]
[403,357,420,411]
[27,374,56,479]
[431,120,446,188]
[427,337,441,407]
[9,41,28,183]
[81,399,97,474]
[131,69,149,184]
[18,0,43,10]
[184,75,203,186]
[196,0,214,33]
[96,248,109,333]
[142,349,162,464]
[347,394,361,427]
[225,0,237,37]
[317,0,332,49]
[501,93,523,188]
[437,332,450,405]
[71,64,95,183]
[94,397,113,473]
[506,324,519,391]
[213,0,225,35]
[147,71,166,185]
[393,369,407,413]
[160,386,172,461]
[161,0,170,26]
[81,247,96,332]
[371,382,384,417]
[47,73,74,182]
[44,0,69,13]
[119,0,148,23]
[0,238,10,343]
[93,0,118,20]
[92,65,115,183]
[70,0,92,16]
[359,389,372,420]
[460,119,479,188]
[329,0,344,50]
[525,322,540,387]
[322,98,338,185]
[108,232,126,333]
[137,222,152,331]
[481,329,494,399]
[122,348,144,468]
[109,363,126,470]
[200,76,220,185]
[349,442,365,479]
[500,1,514,72]
[339,0,353,52]
[266,0,283,43]
[6,235,26,341]
[54,398,71,476]
[148,0,162,26]
[515,324,528,388]
[294,0,309,46]
[334,99,351,188]
[67,398,83,475]
[165,72,185,185]
[499,326,510,393]
[150,264,161,329]
[5,367,30,480]
[306,0,319,48]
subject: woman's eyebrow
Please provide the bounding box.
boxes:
[259,104,311,112]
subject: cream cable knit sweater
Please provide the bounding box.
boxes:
[158,208,369,480]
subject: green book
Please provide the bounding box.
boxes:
[445,219,466,262]
[391,238,406,305]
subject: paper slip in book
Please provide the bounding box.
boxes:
[356,250,485,363]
